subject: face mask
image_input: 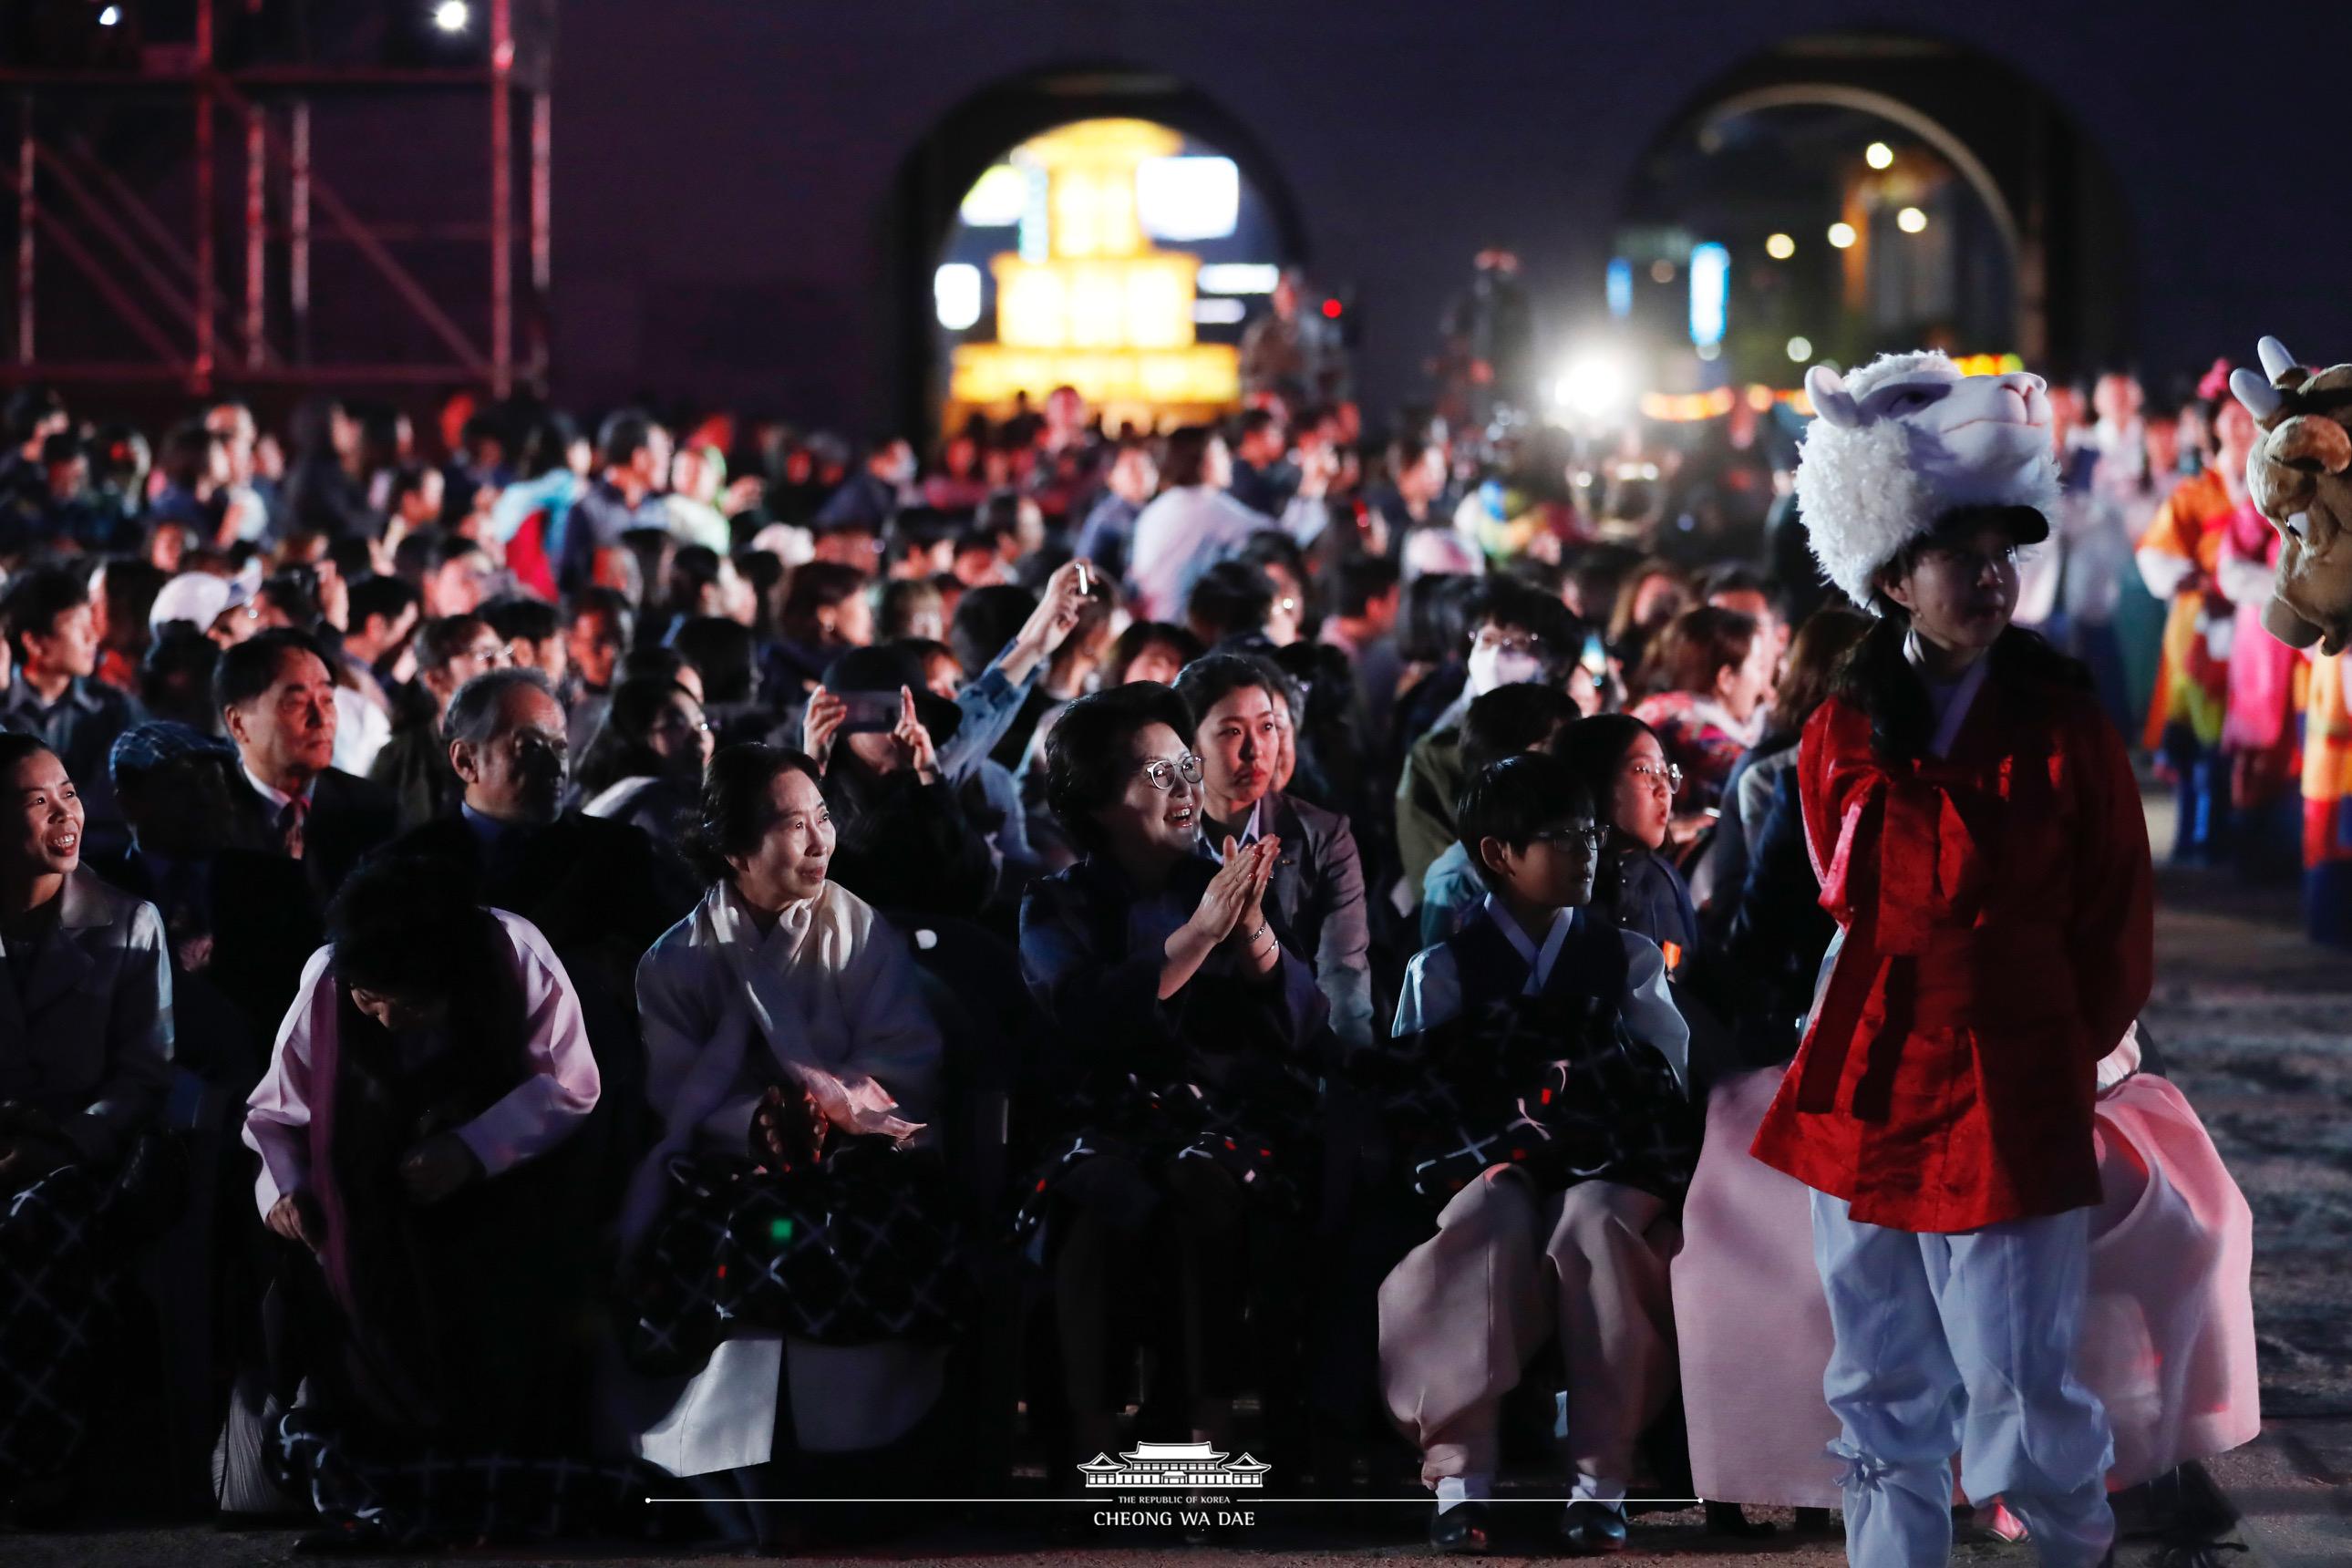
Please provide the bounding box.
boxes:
[1467,645,1542,696]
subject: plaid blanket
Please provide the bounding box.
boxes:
[270,1408,660,1549]
[1011,1067,1309,1240]
[1377,988,1699,1209]
[624,1139,966,1377]
[0,1130,183,1483]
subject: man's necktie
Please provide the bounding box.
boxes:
[276,798,307,861]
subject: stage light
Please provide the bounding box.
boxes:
[432,2,470,33]
[1696,343,1722,362]
[1553,353,1631,420]
[1787,336,1814,363]
[1606,259,1633,319]
[98,5,121,25]
[1897,206,1928,234]
[1192,298,1246,325]
[1321,297,1343,319]
[1865,141,1893,170]
[934,263,983,332]
[1827,222,1857,250]
[1765,232,1795,261]
[1650,259,1676,284]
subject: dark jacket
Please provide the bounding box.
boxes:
[92,845,321,1093]
[1255,791,1376,1058]
[824,759,995,922]
[226,765,400,911]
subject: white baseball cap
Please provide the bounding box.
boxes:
[149,571,254,634]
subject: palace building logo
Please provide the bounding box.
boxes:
[1077,1440,1272,1491]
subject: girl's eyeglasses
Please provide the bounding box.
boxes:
[1138,754,1204,792]
[1627,761,1683,795]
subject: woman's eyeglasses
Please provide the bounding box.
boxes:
[1138,754,1204,792]
[1532,826,1607,854]
[1627,761,1683,795]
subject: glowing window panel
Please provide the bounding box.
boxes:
[1197,263,1280,295]
[1137,157,1239,242]
[934,263,983,332]
[1688,242,1728,348]
[959,165,1029,228]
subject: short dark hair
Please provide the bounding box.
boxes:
[1461,683,1583,778]
[481,595,561,647]
[1,564,91,663]
[598,409,654,469]
[1105,621,1202,686]
[950,583,1036,678]
[214,626,329,714]
[564,585,634,641]
[1160,425,1215,490]
[1456,752,1596,890]
[427,531,490,573]
[441,666,554,749]
[1185,561,1274,643]
[876,577,945,641]
[666,615,758,706]
[618,645,689,688]
[140,625,223,731]
[0,732,50,776]
[413,614,491,676]
[1045,682,1196,857]
[327,853,497,1000]
[886,507,961,560]
[779,561,868,637]
[681,743,823,882]
[387,463,438,511]
[1171,651,1284,736]
[347,573,421,634]
[574,676,698,798]
[1464,576,1575,649]
[1335,555,1401,618]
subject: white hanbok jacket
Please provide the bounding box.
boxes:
[623,877,945,1477]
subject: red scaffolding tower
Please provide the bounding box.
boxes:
[2,0,552,397]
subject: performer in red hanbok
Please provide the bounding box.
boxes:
[1743,352,2155,1568]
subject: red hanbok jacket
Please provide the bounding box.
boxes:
[1749,673,2153,1233]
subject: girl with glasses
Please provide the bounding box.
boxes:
[1551,713,1700,961]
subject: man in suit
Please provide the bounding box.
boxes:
[98,721,321,1094]
[216,628,398,908]
[380,668,687,1184]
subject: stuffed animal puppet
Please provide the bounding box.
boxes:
[2231,336,2352,655]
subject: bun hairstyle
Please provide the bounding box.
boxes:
[680,742,823,882]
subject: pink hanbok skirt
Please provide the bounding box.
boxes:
[1674,1066,2259,1506]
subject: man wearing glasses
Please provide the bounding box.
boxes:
[1396,579,1583,893]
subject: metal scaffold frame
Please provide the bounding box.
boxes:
[1,0,550,397]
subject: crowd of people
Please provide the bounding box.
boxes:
[0,357,2264,1560]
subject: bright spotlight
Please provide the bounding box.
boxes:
[432,1,470,34]
[1786,336,1814,364]
[1554,354,1631,421]
[1765,232,1795,261]
[98,5,121,24]
[1897,206,1928,234]
[1826,222,1858,251]
[1865,141,1894,170]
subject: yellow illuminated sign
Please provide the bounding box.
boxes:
[950,118,1241,423]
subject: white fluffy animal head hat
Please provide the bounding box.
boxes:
[1796,350,2059,612]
